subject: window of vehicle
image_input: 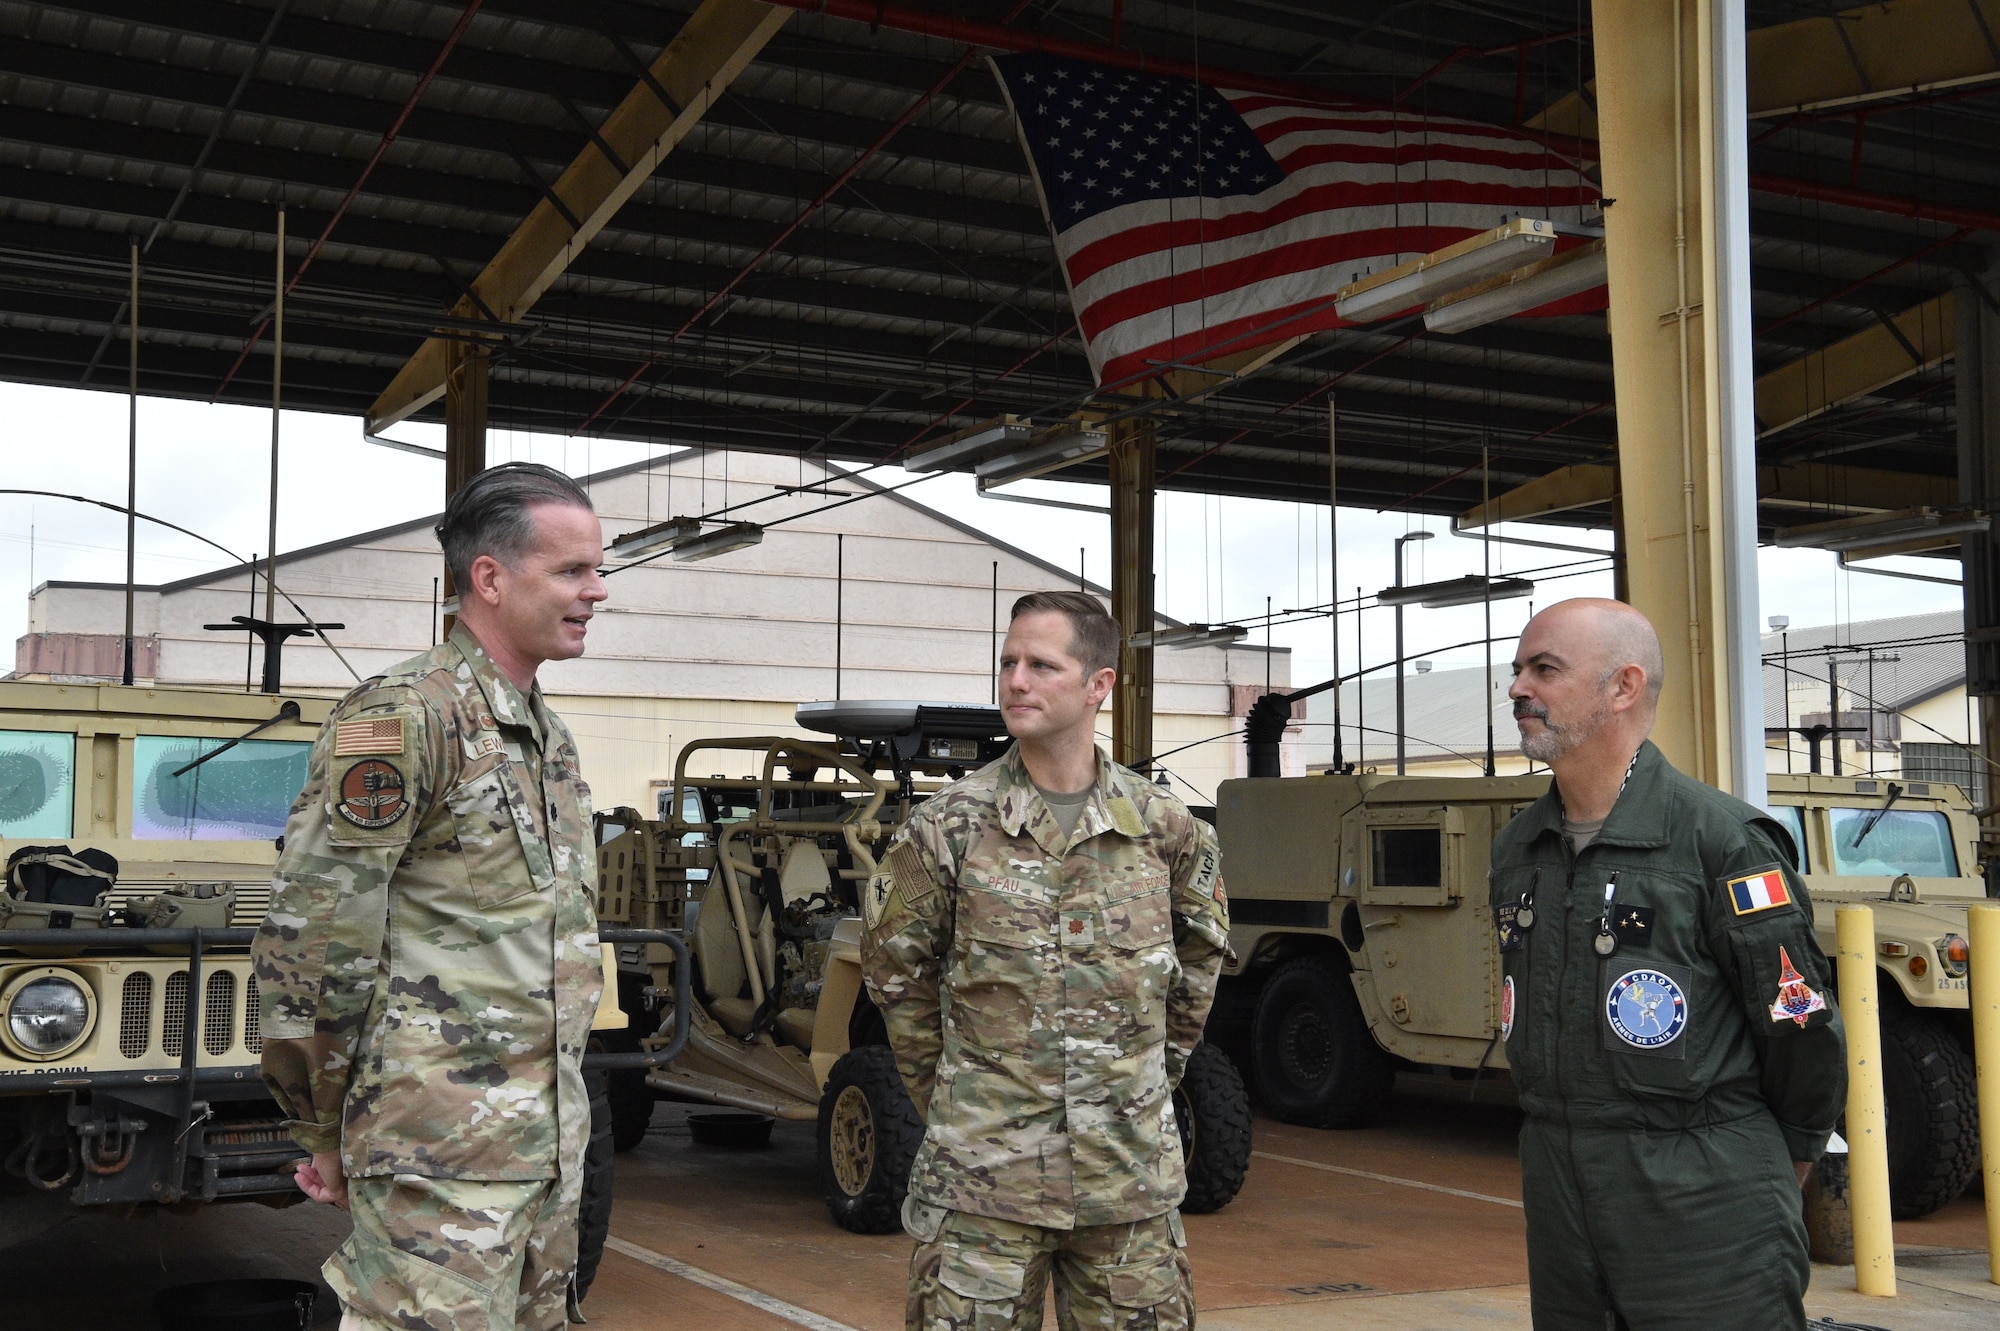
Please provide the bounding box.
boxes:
[0,729,76,839]
[132,735,311,840]
[1767,804,1808,873]
[1372,827,1443,887]
[1827,807,1958,878]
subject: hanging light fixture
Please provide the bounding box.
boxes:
[903,416,1035,472]
[974,423,1109,489]
[609,516,702,560]
[1335,218,1562,323]
[668,521,764,562]
[1376,574,1536,609]
[1130,623,1250,650]
[1423,240,1608,335]
[1771,507,1988,553]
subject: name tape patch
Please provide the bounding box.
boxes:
[1727,868,1792,917]
[334,716,404,756]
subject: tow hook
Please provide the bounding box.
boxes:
[69,1106,149,1176]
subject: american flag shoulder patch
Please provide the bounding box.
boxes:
[334,715,406,756]
[1726,866,1793,917]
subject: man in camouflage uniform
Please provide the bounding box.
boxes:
[253,463,608,1331]
[863,590,1231,1331]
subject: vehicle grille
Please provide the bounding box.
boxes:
[244,976,262,1054]
[163,971,189,1058]
[119,971,152,1058]
[204,971,235,1057]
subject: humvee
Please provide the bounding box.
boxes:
[593,701,1254,1232]
[0,677,666,1307]
[1212,769,1987,1219]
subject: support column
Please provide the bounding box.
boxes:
[1957,253,2000,868]
[1591,0,1760,792]
[1109,414,1156,771]
[441,340,489,633]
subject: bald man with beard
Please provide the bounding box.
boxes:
[1490,599,1846,1331]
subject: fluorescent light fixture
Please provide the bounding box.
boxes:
[1423,239,1608,335]
[610,516,702,560]
[904,416,1034,472]
[1130,623,1250,650]
[1770,507,1987,553]
[670,521,764,562]
[974,424,1108,489]
[1335,218,1560,323]
[1376,574,1536,609]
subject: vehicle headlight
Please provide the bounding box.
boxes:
[1,969,96,1061]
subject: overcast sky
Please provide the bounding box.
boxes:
[1,380,1960,693]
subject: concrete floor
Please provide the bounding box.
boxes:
[1,1072,1993,1330]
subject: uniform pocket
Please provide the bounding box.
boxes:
[445,759,550,909]
[1104,878,1172,952]
[937,1245,1029,1302]
[949,886,1051,1052]
[325,1224,497,1327]
[1106,1252,1193,1331]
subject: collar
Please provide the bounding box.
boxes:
[1516,739,1674,851]
[449,623,546,747]
[995,743,1148,854]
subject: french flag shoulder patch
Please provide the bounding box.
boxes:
[1726,866,1793,917]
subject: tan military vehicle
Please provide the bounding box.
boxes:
[594,701,1253,1233]
[0,679,330,1247]
[1211,769,1986,1219]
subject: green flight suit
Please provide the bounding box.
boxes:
[1489,741,1845,1331]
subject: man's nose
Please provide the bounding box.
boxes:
[581,571,609,603]
[1506,673,1530,700]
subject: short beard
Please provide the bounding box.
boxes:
[1518,697,1611,763]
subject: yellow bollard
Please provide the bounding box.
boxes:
[1836,905,1896,1297]
[1969,903,2000,1286]
[590,943,629,1031]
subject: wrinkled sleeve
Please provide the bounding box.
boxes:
[1166,814,1230,1087]
[251,687,440,1156]
[859,815,953,1119]
[1706,819,1847,1163]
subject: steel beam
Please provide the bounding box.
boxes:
[1541,0,2000,135]
[365,0,789,434]
[1757,294,1956,438]
[1108,412,1156,771]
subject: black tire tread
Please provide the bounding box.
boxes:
[1250,954,1394,1129]
[1880,1004,1979,1219]
[816,1044,925,1234]
[1175,1043,1253,1214]
[574,1070,617,1304]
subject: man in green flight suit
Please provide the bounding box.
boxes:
[863,590,1231,1331]
[1491,598,1845,1331]
[252,463,608,1331]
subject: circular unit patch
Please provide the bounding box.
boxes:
[1604,968,1688,1049]
[1500,975,1516,1041]
[336,759,407,829]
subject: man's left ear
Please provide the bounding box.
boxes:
[1089,666,1117,705]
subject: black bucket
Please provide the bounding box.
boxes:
[688,1111,775,1148]
[155,1278,317,1331]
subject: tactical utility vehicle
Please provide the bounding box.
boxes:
[0,679,331,1246]
[1212,769,1987,1219]
[594,701,1253,1233]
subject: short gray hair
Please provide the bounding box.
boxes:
[434,462,595,589]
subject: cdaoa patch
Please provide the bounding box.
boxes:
[336,759,407,828]
[1604,968,1687,1049]
[1768,946,1827,1027]
[1500,975,1516,1041]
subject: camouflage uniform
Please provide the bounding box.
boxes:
[253,625,601,1331]
[862,745,1229,1331]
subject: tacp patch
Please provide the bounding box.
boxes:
[334,715,405,756]
[1769,946,1828,1027]
[335,758,408,829]
[1726,865,1793,917]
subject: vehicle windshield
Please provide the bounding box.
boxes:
[0,728,76,839]
[1767,804,1808,872]
[132,735,311,840]
[1827,807,1958,878]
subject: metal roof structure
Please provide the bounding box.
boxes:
[0,0,1991,522]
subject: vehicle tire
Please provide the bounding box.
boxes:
[817,1044,924,1234]
[573,1070,617,1305]
[590,1031,657,1153]
[1174,1042,1253,1213]
[1880,1003,1979,1219]
[1250,955,1394,1129]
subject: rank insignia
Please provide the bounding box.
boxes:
[1726,866,1792,916]
[334,715,404,756]
[1496,902,1526,953]
[1611,905,1655,947]
[1768,946,1828,1027]
[335,759,407,829]
[1060,911,1096,948]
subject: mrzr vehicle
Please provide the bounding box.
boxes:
[1211,768,1987,1219]
[593,700,1253,1232]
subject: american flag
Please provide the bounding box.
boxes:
[989,53,1601,387]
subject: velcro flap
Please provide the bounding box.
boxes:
[937,1246,1028,1302]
